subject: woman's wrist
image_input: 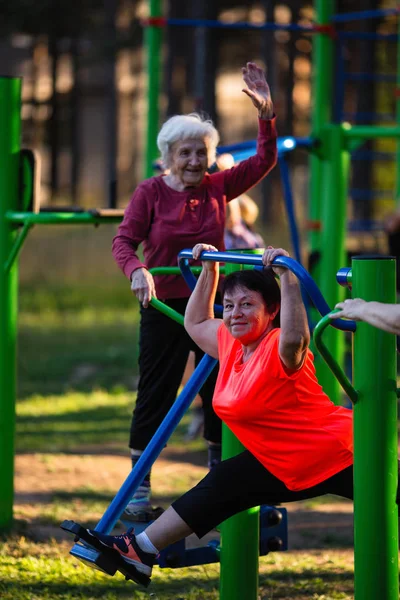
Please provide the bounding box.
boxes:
[258,101,274,120]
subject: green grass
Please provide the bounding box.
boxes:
[0,537,354,600]
[18,284,140,398]
[16,389,204,454]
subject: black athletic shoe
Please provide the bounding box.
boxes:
[86,527,155,578]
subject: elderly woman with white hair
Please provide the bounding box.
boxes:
[112,62,278,522]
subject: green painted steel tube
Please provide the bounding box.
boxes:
[150,298,184,326]
[4,221,33,274]
[144,0,162,179]
[309,0,335,255]
[352,257,398,600]
[343,125,400,141]
[6,211,123,224]
[219,259,259,600]
[316,125,349,405]
[0,78,22,532]
[150,266,202,276]
[313,312,357,404]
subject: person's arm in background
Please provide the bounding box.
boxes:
[212,62,277,200]
[330,298,400,335]
[112,182,157,307]
[184,244,223,359]
[263,247,310,371]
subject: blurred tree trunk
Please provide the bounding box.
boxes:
[104,0,118,208]
[48,33,60,200]
[70,36,81,206]
[165,0,190,116]
[189,0,219,124]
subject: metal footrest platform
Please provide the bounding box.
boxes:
[60,520,151,587]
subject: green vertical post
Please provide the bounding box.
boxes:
[309,0,335,255]
[352,257,398,600]
[317,124,349,404]
[219,258,259,600]
[0,77,22,531]
[144,0,162,179]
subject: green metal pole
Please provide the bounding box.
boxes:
[219,259,259,600]
[317,124,349,404]
[309,0,335,257]
[352,256,398,600]
[144,0,162,179]
[343,125,400,140]
[0,77,22,531]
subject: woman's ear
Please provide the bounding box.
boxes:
[269,303,280,324]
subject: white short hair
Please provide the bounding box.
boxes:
[157,113,220,168]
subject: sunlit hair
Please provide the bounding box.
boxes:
[221,268,281,327]
[157,113,220,168]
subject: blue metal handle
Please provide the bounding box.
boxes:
[178,249,356,332]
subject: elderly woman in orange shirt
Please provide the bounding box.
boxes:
[83,244,359,587]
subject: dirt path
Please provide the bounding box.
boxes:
[14,451,354,551]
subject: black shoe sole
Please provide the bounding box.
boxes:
[60,520,151,587]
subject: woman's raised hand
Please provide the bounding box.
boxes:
[192,243,219,270]
[130,267,157,308]
[262,246,290,276]
[242,62,273,119]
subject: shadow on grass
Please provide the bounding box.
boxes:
[15,489,180,507]
[16,404,132,453]
[16,400,207,457]
[16,490,117,503]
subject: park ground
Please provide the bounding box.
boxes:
[5,393,356,600]
[0,229,387,600]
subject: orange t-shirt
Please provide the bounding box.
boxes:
[213,324,353,491]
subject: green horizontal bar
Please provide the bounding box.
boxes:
[150,266,202,276]
[150,266,228,276]
[343,125,400,140]
[313,311,358,404]
[5,211,123,225]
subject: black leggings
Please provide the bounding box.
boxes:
[130,299,221,450]
[172,450,358,538]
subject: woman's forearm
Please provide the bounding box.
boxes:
[278,271,310,366]
[184,265,219,329]
[356,302,400,335]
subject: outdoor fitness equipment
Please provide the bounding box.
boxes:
[61,249,356,598]
[142,1,400,409]
[315,255,398,600]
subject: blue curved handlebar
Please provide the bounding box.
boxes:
[178,249,356,332]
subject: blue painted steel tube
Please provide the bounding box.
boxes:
[94,354,217,533]
[331,8,400,22]
[178,250,356,332]
[165,18,329,33]
[217,136,312,156]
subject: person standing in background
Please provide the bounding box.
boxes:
[112,62,277,522]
